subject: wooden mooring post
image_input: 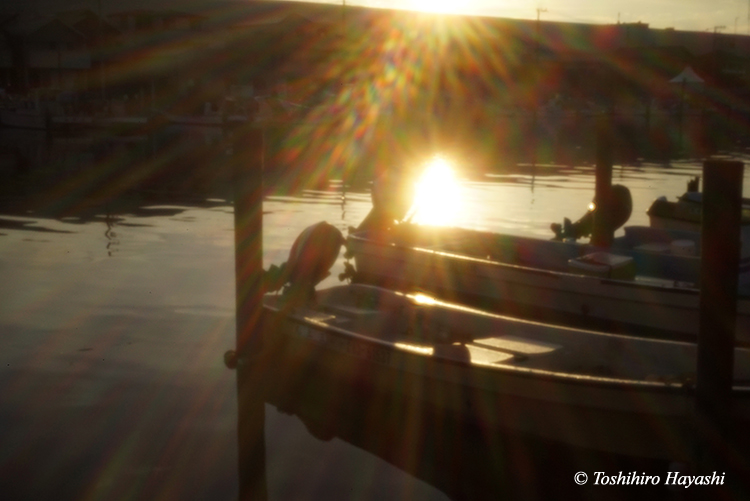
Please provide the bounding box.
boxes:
[591,114,614,248]
[231,125,268,501]
[695,159,743,480]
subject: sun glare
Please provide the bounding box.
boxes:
[409,157,463,226]
[407,0,465,14]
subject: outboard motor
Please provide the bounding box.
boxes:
[551,184,633,241]
[264,221,344,301]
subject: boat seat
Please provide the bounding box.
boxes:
[568,252,636,280]
[472,335,561,356]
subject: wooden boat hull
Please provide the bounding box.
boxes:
[347,228,750,343]
[647,195,750,242]
[260,285,750,462]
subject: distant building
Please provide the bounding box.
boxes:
[0,8,119,95]
[107,10,205,34]
[1,1,748,113]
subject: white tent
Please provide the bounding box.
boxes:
[670,66,705,85]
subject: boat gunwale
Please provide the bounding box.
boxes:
[263,298,750,396]
[347,231,707,297]
[347,228,750,312]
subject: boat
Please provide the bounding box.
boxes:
[259,281,750,463]
[346,197,750,343]
[228,221,750,475]
[248,222,750,483]
[255,221,750,463]
[647,176,750,241]
[224,223,750,478]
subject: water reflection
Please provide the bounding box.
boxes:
[104,210,118,257]
[409,156,463,226]
[0,216,75,234]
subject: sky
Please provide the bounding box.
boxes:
[11,0,750,34]
[336,0,750,33]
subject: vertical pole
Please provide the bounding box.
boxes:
[695,160,743,473]
[531,110,538,168]
[233,125,267,501]
[677,78,686,154]
[591,114,614,247]
[97,0,106,101]
[532,8,546,169]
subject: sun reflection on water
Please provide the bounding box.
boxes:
[408,157,463,226]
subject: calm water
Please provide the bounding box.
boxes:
[1,126,749,499]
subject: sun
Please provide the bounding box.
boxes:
[406,0,464,14]
[408,156,463,226]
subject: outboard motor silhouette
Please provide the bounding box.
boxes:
[550,184,633,242]
[264,221,345,299]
